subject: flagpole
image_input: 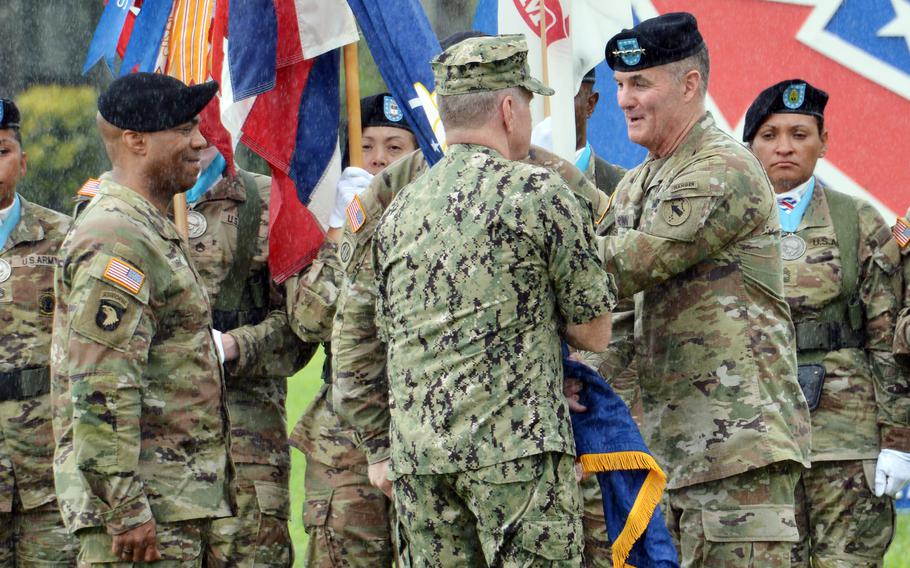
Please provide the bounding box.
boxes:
[539,7,551,118]
[174,194,189,240]
[344,41,363,168]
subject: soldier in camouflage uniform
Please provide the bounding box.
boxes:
[0,99,78,566]
[598,14,811,565]
[73,152,320,565]
[370,35,616,566]
[895,207,910,362]
[288,93,419,568]
[744,79,910,566]
[51,73,233,566]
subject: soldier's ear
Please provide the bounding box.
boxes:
[819,129,828,159]
[122,130,148,156]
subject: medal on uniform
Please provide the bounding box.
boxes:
[187,210,208,239]
[780,233,807,261]
[0,258,10,283]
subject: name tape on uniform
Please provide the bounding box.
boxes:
[103,257,145,294]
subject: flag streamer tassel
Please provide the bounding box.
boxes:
[579,451,667,568]
[539,7,550,118]
[174,194,189,240]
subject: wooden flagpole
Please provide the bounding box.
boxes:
[344,41,363,168]
[174,194,189,240]
[540,6,551,118]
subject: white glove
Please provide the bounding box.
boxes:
[211,329,226,364]
[329,167,374,228]
[874,448,910,498]
[530,116,553,151]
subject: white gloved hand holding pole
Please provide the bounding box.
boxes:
[874,448,910,498]
[329,167,374,229]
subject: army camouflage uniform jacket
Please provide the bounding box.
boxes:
[332,146,612,466]
[51,178,233,535]
[598,112,812,489]
[782,184,908,457]
[189,173,314,480]
[0,197,70,514]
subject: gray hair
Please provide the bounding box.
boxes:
[438,87,529,130]
[668,46,710,96]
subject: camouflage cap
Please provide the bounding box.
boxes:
[432,34,554,96]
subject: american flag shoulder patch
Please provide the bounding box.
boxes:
[892,217,910,248]
[103,257,145,294]
[77,178,101,199]
[346,195,367,233]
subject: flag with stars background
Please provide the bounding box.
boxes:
[476,0,910,218]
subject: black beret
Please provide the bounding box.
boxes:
[582,67,596,84]
[98,72,218,132]
[0,99,20,130]
[743,79,828,142]
[361,93,412,133]
[605,12,705,72]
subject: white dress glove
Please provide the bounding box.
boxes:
[874,448,910,498]
[329,167,374,228]
[211,329,226,364]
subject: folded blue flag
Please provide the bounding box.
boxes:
[565,347,680,567]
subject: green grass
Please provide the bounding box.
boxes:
[286,348,910,567]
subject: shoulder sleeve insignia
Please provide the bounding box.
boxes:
[77,178,101,199]
[892,216,910,248]
[346,195,367,233]
[103,257,145,294]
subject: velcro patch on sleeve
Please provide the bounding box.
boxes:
[892,216,910,248]
[102,258,145,294]
[77,178,101,199]
[346,195,367,233]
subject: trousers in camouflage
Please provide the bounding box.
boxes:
[0,502,78,567]
[791,459,894,568]
[302,460,392,567]
[76,519,214,567]
[208,464,292,567]
[663,462,802,567]
[393,452,583,568]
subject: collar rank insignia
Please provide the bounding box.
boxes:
[346,195,367,233]
[615,38,645,66]
[892,216,910,248]
[77,178,101,199]
[103,257,145,294]
[383,95,404,123]
[783,83,806,110]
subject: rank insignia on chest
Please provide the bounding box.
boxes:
[77,178,101,199]
[103,257,145,294]
[96,297,126,331]
[346,195,367,233]
[892,216,910,248]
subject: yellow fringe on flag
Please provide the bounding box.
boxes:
[578,451,666,568]
[166,0,215,85]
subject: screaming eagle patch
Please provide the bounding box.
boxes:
[96,297,127,331]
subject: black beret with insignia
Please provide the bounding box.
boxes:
[0,99,21,130]
[743,79,828,142]
[361,93,413,133]
[605,12,705,72]
[98,72,218,133]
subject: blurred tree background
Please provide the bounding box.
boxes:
[1,0,479,214]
